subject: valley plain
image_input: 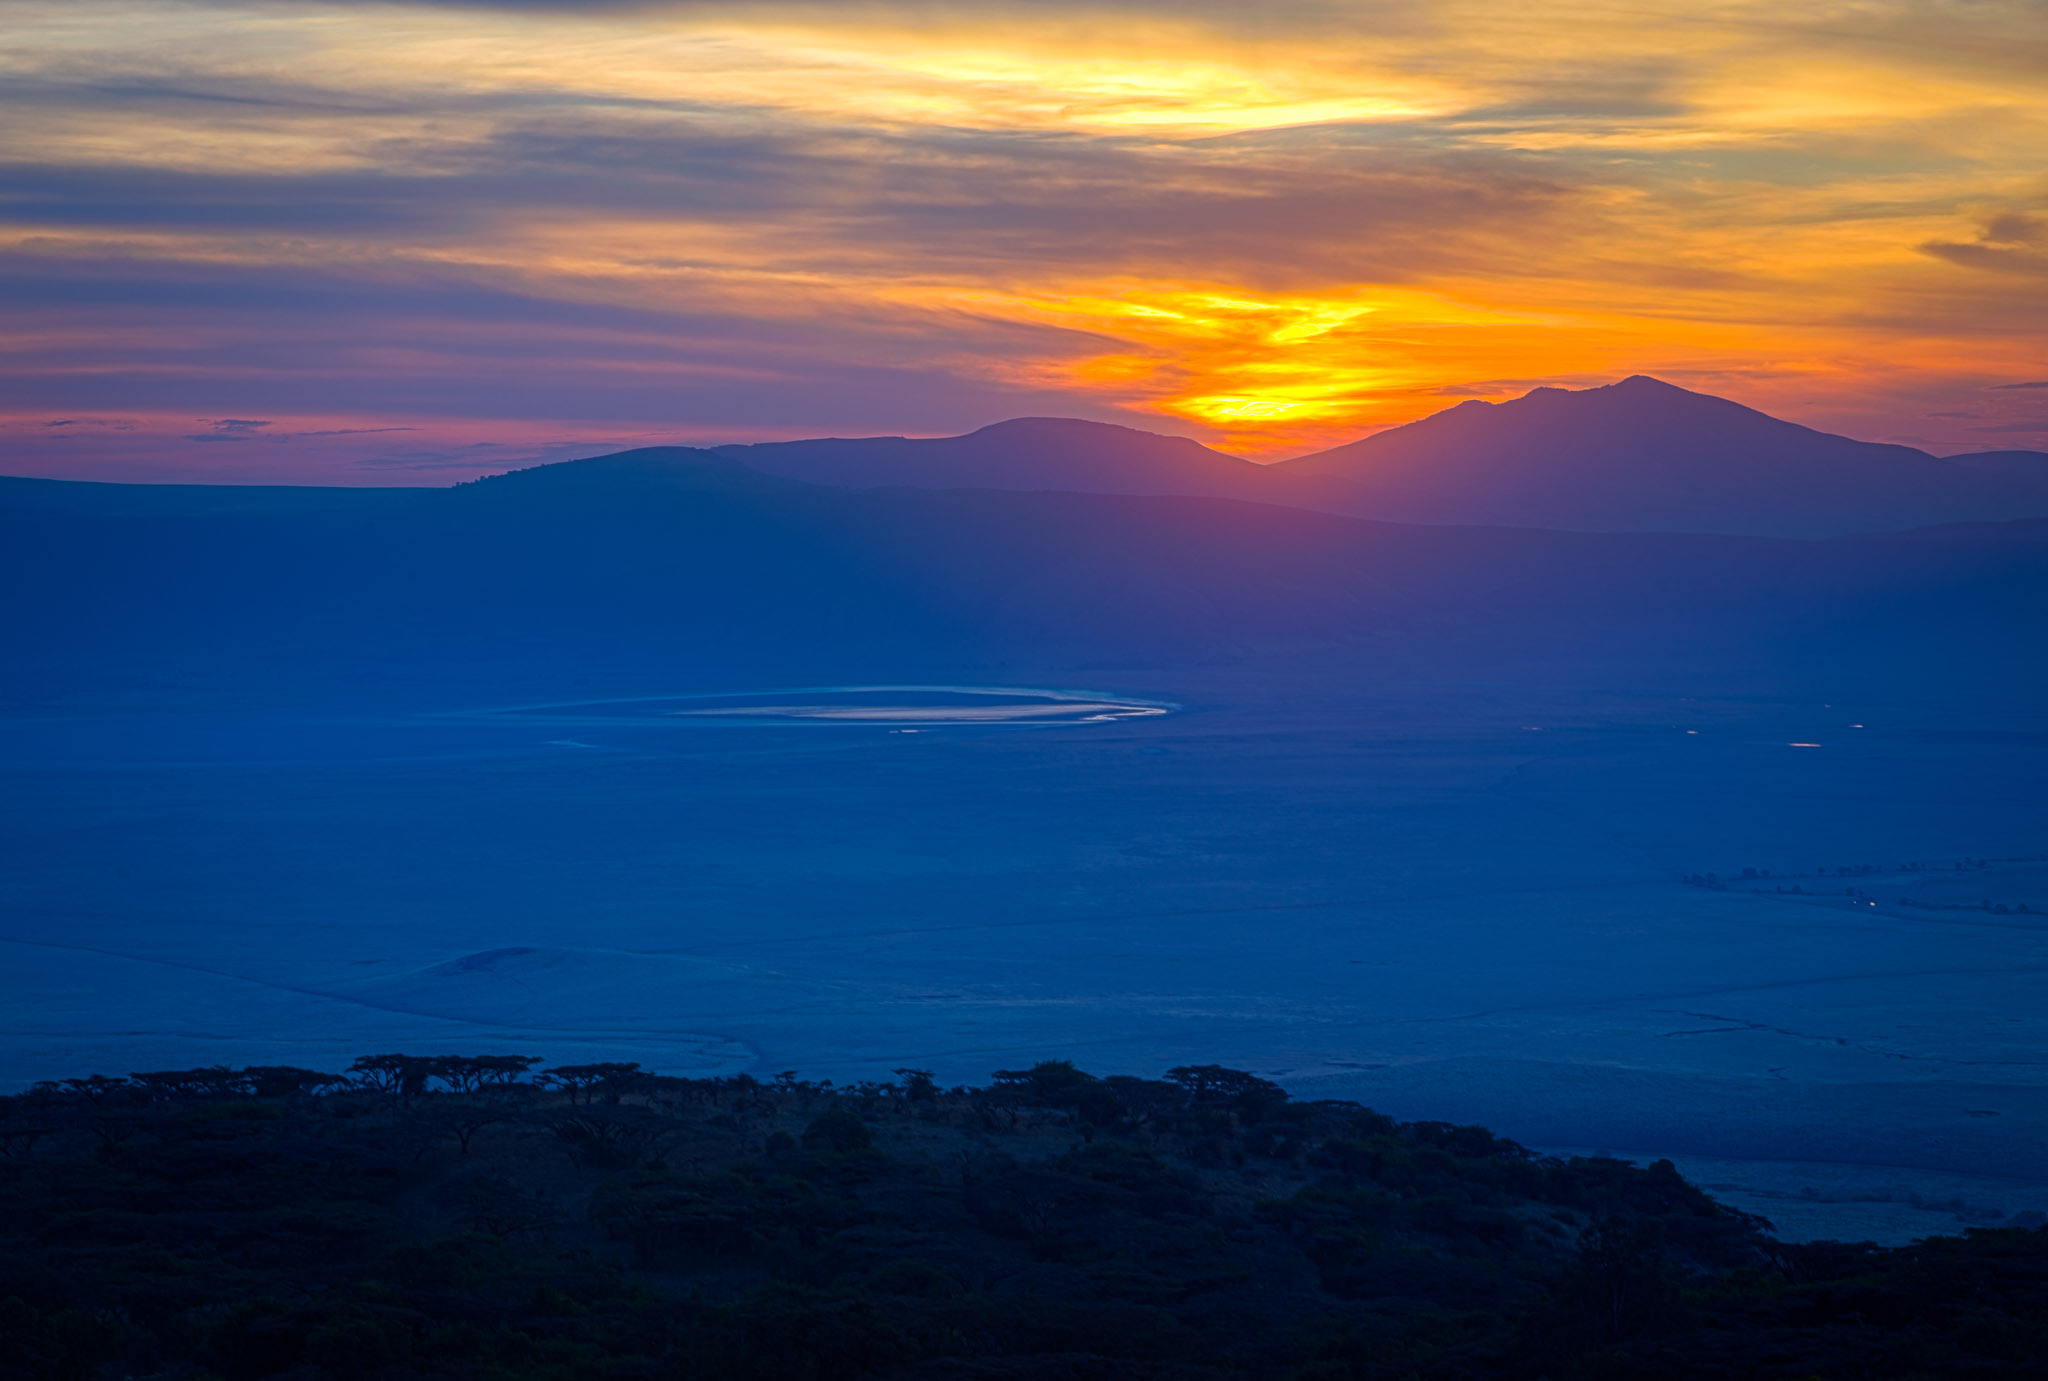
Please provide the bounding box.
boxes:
[4,666,2043,1243]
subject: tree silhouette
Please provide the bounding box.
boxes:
[349,1053,436,1098]
[431,1054,544,1093]
[990,1059,1097,1104]
[242,1065,346,1098]
[53,1074,130,1103]
[1164,1064,1288,1118]
[550,1105,672,1169]
[541,1062,646,1105]
[892,1068,938,1102]
[130,1067,249,1100]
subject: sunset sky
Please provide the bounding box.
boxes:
[5,0,2047,482]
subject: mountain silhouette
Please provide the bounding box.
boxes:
[1275,376,2048,537]
[709,416,1272,500]
[683,379,2048,538]
[1942,448,2048,487]
[468,446,802,498]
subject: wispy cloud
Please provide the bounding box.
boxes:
[181,418,419,441]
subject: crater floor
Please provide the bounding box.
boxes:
[3,668,2043,1241]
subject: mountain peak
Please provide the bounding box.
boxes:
[968,416,1154,436]
[1517,375,1712,408]
[960,416,1233,454]
[1273,376,2048,536]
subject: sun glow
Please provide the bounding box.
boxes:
[946,284,1551,453]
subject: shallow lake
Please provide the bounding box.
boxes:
[493,685,1175,726]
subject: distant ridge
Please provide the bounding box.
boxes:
[708,416,1272,501]
[650,377,2048,538]
[9,378,2042,539]
[470,446,804,497]
[1271,376,2048,537]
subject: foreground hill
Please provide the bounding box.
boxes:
[6,457,2047,707]
[695,379,2048,538]
[4,1054,2043,1380]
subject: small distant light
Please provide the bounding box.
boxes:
[1685,730,1698,735]
[1849,724,1864,728]
[1521,725,1544,731]
[1788,742,1822,748]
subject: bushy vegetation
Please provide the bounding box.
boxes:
[0,1055,2041,1379]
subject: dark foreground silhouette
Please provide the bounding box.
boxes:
[3,1057,2042,1380]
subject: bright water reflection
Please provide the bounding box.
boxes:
[496,685,1175,727]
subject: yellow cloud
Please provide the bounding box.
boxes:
[874,51,1453,132]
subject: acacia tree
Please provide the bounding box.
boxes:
[550,1105,673,1169]
[540,1062,646,1105]
[53,1075,131,1103]
[242,1066,347,1098]
[349,1054,436,1098]
[348,1053,543,1097]
[893,1069,939,1102]
[413,1090,537,1157]
[434,1055,544,1093]
[130,1067,250,1101]
[1164,1065,1288,1118]
[990,1060,1097,1104]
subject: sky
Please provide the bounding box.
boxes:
[4,0,2048,483]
